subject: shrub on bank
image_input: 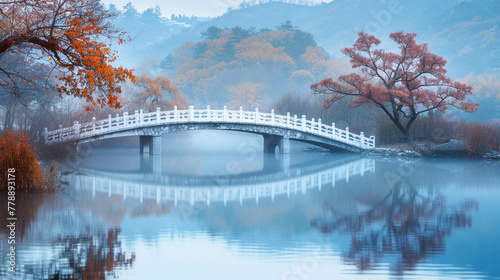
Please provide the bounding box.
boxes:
[376,112,448,145]
[0,131,58,192]
[375,113,500,157]
[459,122,500,156]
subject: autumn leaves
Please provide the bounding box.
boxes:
[165,24,338,109]
[311,31,478,145]
[132,75,187,112]
[0,0,135,110]
[53,6,135,109]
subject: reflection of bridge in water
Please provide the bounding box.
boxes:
[73,157,375,206]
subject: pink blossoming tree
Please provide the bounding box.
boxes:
[311,31,478,146]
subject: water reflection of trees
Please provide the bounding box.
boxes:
[0,193,45,241]
[311,180,478,275]
[25,228,135,279]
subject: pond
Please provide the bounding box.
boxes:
[1,133,500,280]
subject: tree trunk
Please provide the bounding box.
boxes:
[4,102,14,131]
[389,116,415,146]
[404,129,414,147]
[2,105,8,131]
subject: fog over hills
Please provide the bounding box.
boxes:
[112,0,500,121]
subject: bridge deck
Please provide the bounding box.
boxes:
[45,105,375,151]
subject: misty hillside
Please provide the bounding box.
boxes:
[117,0,500,76]
[203,0,499,78]
[159,24,350,110]
[111,0,500,121]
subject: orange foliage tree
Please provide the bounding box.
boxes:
[235,38,295,68]
[312,31,478,146]
[227,82,265,109]
[168,24,324,107]
[0,0,135,109]
[132,75,188,112]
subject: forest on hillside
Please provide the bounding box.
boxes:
[159,21,347,109]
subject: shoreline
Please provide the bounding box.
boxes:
[363,147,500,161]
[303,146,500,161]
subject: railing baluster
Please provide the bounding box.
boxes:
[189,105,194,122]
[123,112,128,128]
[134,110,139,128]
[58,124,62,141]
[73,121,80,138]
[156,107,161,124]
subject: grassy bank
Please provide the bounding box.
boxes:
[0,131,59,192]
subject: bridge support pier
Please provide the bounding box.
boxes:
[263,134,290,172]
[140,135,162,155]
[263,134,290,155]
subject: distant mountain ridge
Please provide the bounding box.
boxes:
[123,0,499,77]
[113,0,500,121]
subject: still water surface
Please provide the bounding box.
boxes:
[1,134,500,279]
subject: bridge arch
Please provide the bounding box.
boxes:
[45,105,376,154]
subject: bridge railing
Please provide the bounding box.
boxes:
[45,105,375,149]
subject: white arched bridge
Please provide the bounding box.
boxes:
[44,105,376,153]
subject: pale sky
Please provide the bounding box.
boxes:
[100,0,333,18]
